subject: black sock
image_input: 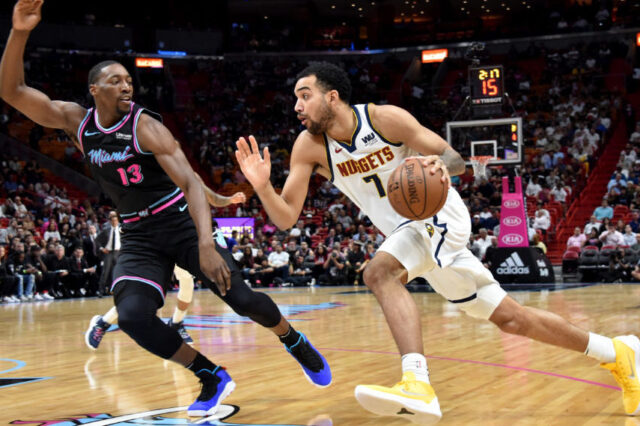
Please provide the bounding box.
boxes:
[187,353,219,380]
[278,325,301,347]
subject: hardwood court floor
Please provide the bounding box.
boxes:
[2,284,640,425]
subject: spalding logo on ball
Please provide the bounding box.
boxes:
[387,158,447,220]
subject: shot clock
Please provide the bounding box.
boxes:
[469,65,504,106]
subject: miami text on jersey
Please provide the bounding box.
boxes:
[87,146,135,167]
[335,146,395,177]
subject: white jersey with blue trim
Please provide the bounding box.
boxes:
[324,104,471,258]
[323,104,421,236]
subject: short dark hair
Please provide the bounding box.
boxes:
[296,62,352,103]
[88,60,121,88]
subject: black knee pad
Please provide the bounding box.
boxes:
[115,281,182,359]
[222,279,282,328]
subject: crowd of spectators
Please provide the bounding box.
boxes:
[562,115,640,283]
[0,152,121,303]
[0,36,636,293]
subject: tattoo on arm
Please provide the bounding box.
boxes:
[440,147,466,176]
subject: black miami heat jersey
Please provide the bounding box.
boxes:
[77,102,180,216]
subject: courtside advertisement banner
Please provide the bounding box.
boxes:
[499,176,529,247]
[214,217,255,239]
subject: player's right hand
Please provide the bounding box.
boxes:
[13,0,43,32]
[235,135,271,192]
[199,242,231,296]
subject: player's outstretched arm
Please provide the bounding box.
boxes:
[369,104,466,187]
[236,135,313,230]
[137,114,231,295]
[193,172,246,207]
[0,0,85,136]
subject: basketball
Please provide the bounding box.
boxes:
[387,158,447,220]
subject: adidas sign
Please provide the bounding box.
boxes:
[497,252,530,275]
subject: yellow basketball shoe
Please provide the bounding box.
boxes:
[601,335,640,415]
[354,372,442,424]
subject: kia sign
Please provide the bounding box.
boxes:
[501,233,525,245]
[503,216,522,226]
[214,217,255,239]
[503,199,521,209]
[498,176,529,248]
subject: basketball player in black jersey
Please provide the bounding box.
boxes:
[0,0,331,417]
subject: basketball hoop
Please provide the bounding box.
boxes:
[470,156,492,183]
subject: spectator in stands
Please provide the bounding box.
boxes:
[344,240,365,285]
[289,219,308,244]
[584,228,601,248]
[482,237,499,269]
[483,209,500,231]
[248,248,273,287]
[599,223,625,247]
[43,221,60,242]
[295,241,314,265]
[267,243,290,285]
[532,234,547,254]
[10,248,35,301]
[471,214,483,235]
[68,247,96,296]
[567,227,587,248]
[0,245,19,303]
[324,228,341,247]
[593,199,613,220]
[227,230,239,252]
[606,249,632,283]
[45,244,70,297]
[320,246,345,286]
[623,225,637,246]
[550,183,568,203]
[608,173,627,193]
[533,210,551,235]
[313,244,329,279]
[285,239,299,260]
[289,254,314,286]
[472,228,493,260]
[230,245,244,265]
[27,244,54,300]
[525,176,543,198]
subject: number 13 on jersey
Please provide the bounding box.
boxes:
[117,164,144,186]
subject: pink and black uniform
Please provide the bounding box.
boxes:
[77,102,182,222]
[76,102,282,339]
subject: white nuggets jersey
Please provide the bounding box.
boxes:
[324,104,472,269]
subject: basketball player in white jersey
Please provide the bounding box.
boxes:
[236,62,640,423]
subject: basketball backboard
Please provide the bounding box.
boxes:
[445,117,523,166]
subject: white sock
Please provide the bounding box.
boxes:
[402,353,430,383]
[103,306,118,325]
[585,332,616,363]
[172,306,187,324]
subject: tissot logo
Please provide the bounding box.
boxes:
[501,233,524,245]
[503,216,522,226]
[9,405,303,425]
[503,199,521,209]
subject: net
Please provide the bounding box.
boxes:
[470,156,492,183]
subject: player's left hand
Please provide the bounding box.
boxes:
[229,192,246,204]
[407,155,451,189]
[199,242,231,296]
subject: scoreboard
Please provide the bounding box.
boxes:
[469,65,504,106]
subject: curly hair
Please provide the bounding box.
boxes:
[296,62,352,103]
